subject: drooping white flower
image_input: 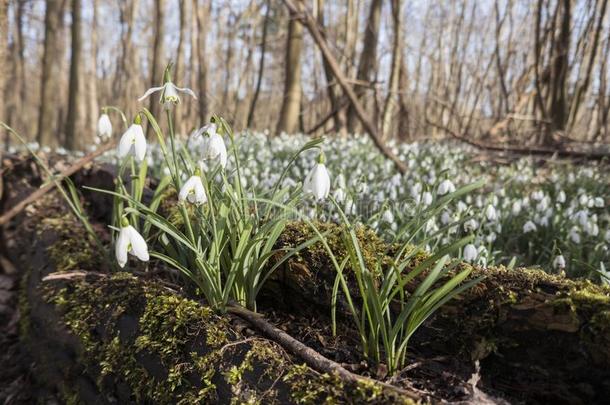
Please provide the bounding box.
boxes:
[485,205,497,221]
[557,190,566,203]
[115,218,149,268]
[382,209,395,224]
[437,179,456,195]
[594,197,604,208]
[138,67,197,109]
[523,220,537,233]
[194,123,228,168]
[303,152,331,200]
[552,255,566,270]
[463,244,478,263]
[333,187,346,203]
[179,170,207,205]
[97,113,112,140]
[464,218,479,232]
[569,227,581,244]
[118,117,147,161]
[511,200,522,215]
[422,191,433,206]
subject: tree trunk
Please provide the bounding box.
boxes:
[175,0,187,134]
[381,0,402,140]
[65,0,83,150]
[0,0,7,130]
[87,0,99,140]
[37,0,66,147]
[316,0,347,136]
[116,0,140,118]
[246,0,271,129]
[346,0,382,134]
[276,5,303,135]
[148,0,166,123]
[194,0,210,124]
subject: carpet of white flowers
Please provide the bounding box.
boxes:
[16,132,610,282]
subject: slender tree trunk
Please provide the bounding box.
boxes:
[547,0,570,140]
[316,0,347,136]
[37,0,66,147]
[397,58,410,142]
[276,5,303,134]
[381,0,402,139]
[88,0,99,139]
[65,0,83,150]
[116,0,140,118]
[148,0,166,123]
[247,0,271,129]
[346,0,382,134]
[175,0,187,134]
[195,0,210,124]
[0,0,7,127]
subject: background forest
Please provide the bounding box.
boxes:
[0,0,609,150]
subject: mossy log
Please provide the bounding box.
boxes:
[10,200,415,404]
[271,223,610,404]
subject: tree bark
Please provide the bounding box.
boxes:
[381,0,402,140]
[246,0,271,129]
[276,4,304,134]
[346,0,382,134]
[0,0,7,130]
[65,0,83,150]
[194,0,210,124]
[37,0,66,147]
[547,0,571,139]
[148,0,166,123]
[87,0,99,139]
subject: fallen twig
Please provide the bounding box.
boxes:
[0,141,116,226]
[227,304,423,401]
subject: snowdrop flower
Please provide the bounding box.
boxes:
[552,255,566,270]
[464,218,479,232]
[531,190,544,201]
[440,211,452,225]
[605,229,610,243]
[511,200,522,216]
[138,66,196,109]
[179,169,207,205]
[194,123,228,168]
[485,205,497,221]
[382,209,395,224]
[523,220,537,234]
[437,179,456,195]
[422,191,433,206]
[594,197,604,208]
[303,152,330,200]
[116,217,149,268]
[569,227,581,244]
[457,201,468,213]
[557,190,566,203]
[333,187,346,203]
[118,115,147,161]
[97,113,112,140]
[463,244,478,263]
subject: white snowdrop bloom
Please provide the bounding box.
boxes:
[179,171,207,205]
[522,197,530,208]
[303,153,331,200]
[422,191,433,206]
[587,222,599,237]
[569,227,581,244]
[97,113,112,140]
[441,211,452,225]
[333,188,346,203]
[464,218,479,232]
[115,218,149,268]
[594,197,604,208]
[118,118,147,161]
[486,232,497,243]
[457,201,468,213]
[437,179,456,195]
[195,123,228,168]
[382,209,395,224]
[138,76,196,109]
[511,200,522,216]
[463,244,478,263]
[485,205,497,221]
[557,190,566,203]
[605,229,610,243]
[574,210,589,227]
[531,190,544,201]
[523,220,537,234]
[553,255,566,270]
[536,196,550,212]
[579,194,589,206]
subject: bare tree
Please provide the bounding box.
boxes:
[194,0,210,124]
[65,0,83,150]
[346,0,382,133]
[37,0,67,147]
[276,4,303,134]
[381,0,402,139]
[247,0,271,128]
[148,0,166,123]
[0,0,7,127]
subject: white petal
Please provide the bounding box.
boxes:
[179,176,198,202]
[218,146,228,168]
[133,125,147,161]
[193,177,207,204]
[137,86,164,102]
[175,86,198,99]
[127,226,149,262]
[118,127,135,158]
[97,114,112,137]
[115,228,130,268]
